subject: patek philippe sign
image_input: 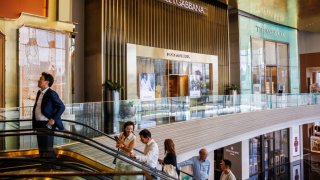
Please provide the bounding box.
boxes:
[158,0,207,15]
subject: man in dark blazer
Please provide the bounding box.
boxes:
[32,72,65,159]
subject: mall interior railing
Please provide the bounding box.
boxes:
[0,124,180,179]
[1,93,317,179]
[1,93,319,134]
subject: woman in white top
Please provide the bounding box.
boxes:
[116,121,136,156]
[115,121,139,180]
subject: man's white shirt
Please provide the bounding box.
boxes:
[35,87,49,121]
[136,139,159,168]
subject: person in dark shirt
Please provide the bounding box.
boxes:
[159,139,179,177]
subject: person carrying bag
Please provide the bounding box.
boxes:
[159,139,179,179]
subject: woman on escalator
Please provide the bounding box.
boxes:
[159,139,179,178]
[114,121,139,180]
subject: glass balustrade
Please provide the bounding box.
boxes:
[1,93,320,134]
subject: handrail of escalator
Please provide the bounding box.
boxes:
[0,119,193,178]
[0,128,178,180]
[0,157,150,180]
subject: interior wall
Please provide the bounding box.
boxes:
[299,31,320,54]
[84,0,229,101]
[0,32,4,108]
[84,0,102,102]
[0,0,48,19]
[72,0,85,102]
[300,53,320,93]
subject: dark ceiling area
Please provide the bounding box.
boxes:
[216,0,320,32]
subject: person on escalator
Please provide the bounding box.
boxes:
[158,139,179,178]
[130,129,159,179]
[32,72,65,159]
[114,121,138,180]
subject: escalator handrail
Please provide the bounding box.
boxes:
[0,128,178,180]
[0,119,193,178]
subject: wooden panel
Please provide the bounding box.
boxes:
[300,53,320,93]
[0,0,47,19]
[104,0,229,100]
[0,32,4,108]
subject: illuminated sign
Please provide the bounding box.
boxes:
[158,0,207,15]
[256,26,285,37]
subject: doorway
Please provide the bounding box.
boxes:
[266,66,277,94]
[0,32,4,108]
[169,75,189,97]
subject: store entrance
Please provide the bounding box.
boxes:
[0,32,4,108]
[169,75,189,97]
[266,66,277,94]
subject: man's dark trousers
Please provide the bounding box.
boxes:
[34,121,55,159]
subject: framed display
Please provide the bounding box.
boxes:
[292,126,300,156]
[139,73,155,100]
[18,26,70,118]
[189,75,201,97]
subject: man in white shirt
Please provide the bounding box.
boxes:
[220,159,236,180]
[130,129,159,178]
[32,72,65,159]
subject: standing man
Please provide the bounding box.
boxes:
[220,159,236,180]
[177,148,211,180]
[32,72,65,159]
[130,129,159,178]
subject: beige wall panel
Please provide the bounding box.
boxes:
[57,0,72,22]
[102,0,229,100]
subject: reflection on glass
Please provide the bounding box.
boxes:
[251,38,289,94]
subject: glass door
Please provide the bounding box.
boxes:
[266,66,277,94]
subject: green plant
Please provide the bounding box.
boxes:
[103,80,124,91]
[229,84,240,91]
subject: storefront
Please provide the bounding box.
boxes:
[84,0,229,103]
[127,44,218,99]
[249,128,290,179]
[230,13,299,94]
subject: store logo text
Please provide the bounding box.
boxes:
[159,0,207,15]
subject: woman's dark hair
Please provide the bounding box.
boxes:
[139,129,151,138]
[41,72,54,87]
[123,121,135,137]
[164,139,176,156]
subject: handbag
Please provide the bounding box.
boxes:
[163,164,178,178]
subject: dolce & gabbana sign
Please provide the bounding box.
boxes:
[158,0,207,15]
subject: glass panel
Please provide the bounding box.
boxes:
[249,137,261,175]
[137,58,167,99]
[266,67,277,94]
[277,67,289,93]
[252,67,265,94]
[265,41,276,65]
[281,129,289,164]
[251,38,264,66]
[277,43,288,66]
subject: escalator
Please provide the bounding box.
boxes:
[0,119,182,180]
